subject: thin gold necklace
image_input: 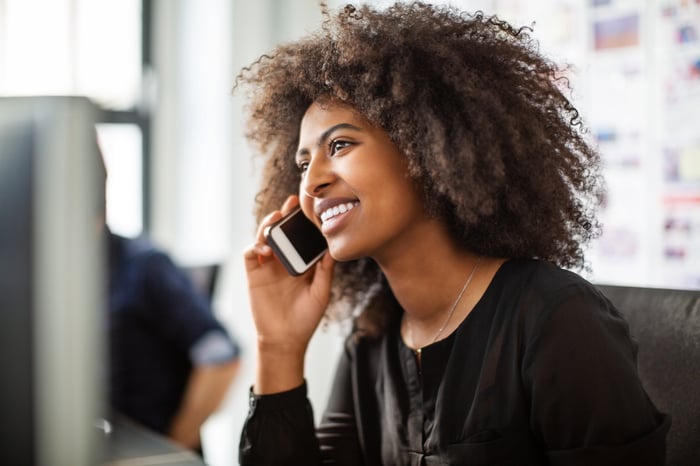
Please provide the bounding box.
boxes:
[414,256,482,358]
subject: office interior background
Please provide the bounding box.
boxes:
[1,0,698,464]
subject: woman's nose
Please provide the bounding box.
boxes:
[301,155,334,197]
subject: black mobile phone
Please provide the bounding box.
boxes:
[265,207,328,276]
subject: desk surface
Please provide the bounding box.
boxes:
[101,414,205,466]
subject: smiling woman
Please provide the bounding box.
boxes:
[234,2,669,465]
[296,100,426,263]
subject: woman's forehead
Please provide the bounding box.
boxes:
[302,99,358,122]
[300,100,374,134]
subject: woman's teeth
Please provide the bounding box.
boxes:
[320,202,357,223]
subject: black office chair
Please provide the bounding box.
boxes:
[597,285,700,466]
[182,263,221,303]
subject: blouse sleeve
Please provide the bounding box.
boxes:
[239,383,322,466]
[522,283,670,465]
[239,345,364,465]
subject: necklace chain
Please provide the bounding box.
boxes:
[429,256,482,346]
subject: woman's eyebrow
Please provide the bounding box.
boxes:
[297,122,362,157]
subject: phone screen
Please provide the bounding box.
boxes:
[278,210,327,262]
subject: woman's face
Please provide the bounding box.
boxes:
[296,100,428,262]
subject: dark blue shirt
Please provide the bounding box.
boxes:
[108,233,239,434]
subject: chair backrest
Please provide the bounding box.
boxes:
[596,284,700,466]
[182,263,220,303]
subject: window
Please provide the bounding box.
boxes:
[0,0,148,236]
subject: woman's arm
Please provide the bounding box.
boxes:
[240,195,338,463]
[523,284,669,465]
[244,196,335,396]
[239,383,322,465]
[240,345,363,466]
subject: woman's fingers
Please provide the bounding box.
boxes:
[243,242,272,261]
[249,212,279,268]
[248,195,304,270]
[255,195,300,243]
[312,252,335,294]
[255,211,281,244]
[280,195,299,216]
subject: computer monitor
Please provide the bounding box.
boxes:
[0,96,106,465]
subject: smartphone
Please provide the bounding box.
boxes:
[265,207,328,276]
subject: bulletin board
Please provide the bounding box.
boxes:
[452,0,700,289]
[584,0,700,289]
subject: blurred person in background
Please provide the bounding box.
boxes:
[107,229,240,452]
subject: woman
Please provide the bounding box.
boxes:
[236,3,669,464]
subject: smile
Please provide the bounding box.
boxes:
[320,201,358,223]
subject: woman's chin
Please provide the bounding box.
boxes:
[327,242,363,263]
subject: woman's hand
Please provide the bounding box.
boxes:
[243,195,335,394]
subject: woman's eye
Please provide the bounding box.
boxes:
[296,161,310,174]
[329,139,352,155]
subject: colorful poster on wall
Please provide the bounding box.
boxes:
[656,0,700,288]
[577,0,700,290]
[583,1,655,286]
[456,0,700,289]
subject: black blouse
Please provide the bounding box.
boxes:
[240,259,670,465]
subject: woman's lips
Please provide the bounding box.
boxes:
[320,201,358,223]
[315,199,360,235]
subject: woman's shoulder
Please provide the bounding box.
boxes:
[490,258,615,328]
[497,258,601,300]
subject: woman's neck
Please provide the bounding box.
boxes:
[373,219,503,349]
[374,220,474,312]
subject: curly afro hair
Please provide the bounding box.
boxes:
[235,2,605,333]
